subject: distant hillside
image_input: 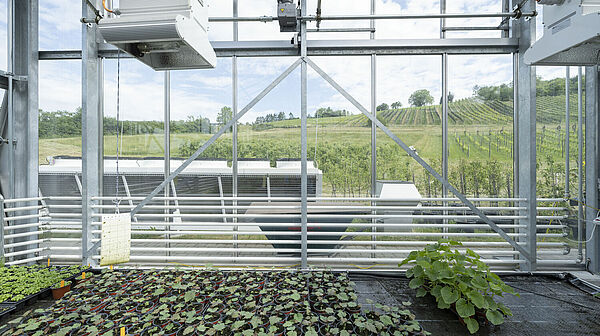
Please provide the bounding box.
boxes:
[264,95,581,128]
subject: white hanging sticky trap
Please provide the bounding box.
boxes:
[100,213,132,266]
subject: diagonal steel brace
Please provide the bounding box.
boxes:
[130,58,303,217]
[305,57,532,262]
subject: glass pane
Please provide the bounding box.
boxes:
[0,0,6,71]
[39,60,82,163]
[376,55,442,197]
[448,54,514,198]
[39,0,81,50]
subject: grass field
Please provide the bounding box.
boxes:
[39,97,579,198]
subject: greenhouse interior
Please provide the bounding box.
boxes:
[0,0,599,335]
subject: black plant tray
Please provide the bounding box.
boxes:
[2,287,53,311]
[0,304,17,324]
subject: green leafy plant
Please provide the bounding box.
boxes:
[0,265,88,303]
[400,240,519,334]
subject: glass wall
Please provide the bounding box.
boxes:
[376,55,442,198]
[0,0,6,71]
[448,55,514,198]
[39,0,81,51]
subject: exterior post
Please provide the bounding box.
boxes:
[565,67,570,199]
[370,0,377,258]
[513,0,537,271]
[232,0,239,259]
[577,67,584,263]
[585,66,599,273]
[82,0,102,266]
[300,0,309,270]
[441,0,449,238]
[13,0,39,260]
[0,195,5,266]
[164,71,171,256]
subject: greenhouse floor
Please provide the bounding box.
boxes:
[353,273,600,336]
[1,272,599,335]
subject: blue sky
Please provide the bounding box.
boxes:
[0,0,564,122]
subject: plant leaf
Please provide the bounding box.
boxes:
[466,290,486,309]
[486,309,505,325]
[441,287,459,305]
[455,298,475,318]
[408,277,424,289]
[464,317,480,334]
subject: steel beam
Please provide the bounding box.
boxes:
[585,66,600,273]
[370,0,377,257]
[0,195,5,266]
[514,0,537,271]
[306,57,532,261]
[209,12,536,23]
[82,0,102,266]
[441,0,449,238]
[578,67,584,263]
[232,0,239,258]
[300,0,309,270]
[164,71,171,255]
[565,67,570,199]
[11,0,39,261]
[130,59,303,217]
[38,38,520,60]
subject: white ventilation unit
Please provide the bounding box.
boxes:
[525,0,600,66]
[98,0,217,71]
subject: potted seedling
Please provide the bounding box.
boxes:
[52,280,72,300]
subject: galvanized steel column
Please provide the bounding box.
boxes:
[565,67,570,199]
[0,195,5,266]
[577,67,584,263]
[164,71,171,256]
[370,0,377,258]
[300,0,309,270]
[13,0,39,260]
[233,0,239,259]
[441,0,449,238]
[513,0,537,271]
[82,0,101,266]
[585,66,599,273]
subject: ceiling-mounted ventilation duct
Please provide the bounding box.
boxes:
[98,0,217,71]
[525,0,600,66]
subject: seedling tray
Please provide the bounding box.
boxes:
[0,304,16,324]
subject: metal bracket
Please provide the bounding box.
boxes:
[87,240,101,257]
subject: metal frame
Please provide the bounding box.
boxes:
[5,0,597,270]
[81,0,102,266]
[513,0,537,272]
[586,66,600,273]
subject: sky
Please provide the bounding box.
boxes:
[0,0,567,123]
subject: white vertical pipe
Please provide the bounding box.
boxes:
[164,71,171,255]
[565,67,570,199]
[370,0,377,258]
[300,0,308,270]
[232,0,239,258]
[577,67,584,262]
[441,0,449,238]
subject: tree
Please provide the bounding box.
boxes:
[288,113,295,119]
[390,101,402,109]
[439,92,455,104]
[409,89,434,107]
[217,106,233,125]
[376,103,389,111]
